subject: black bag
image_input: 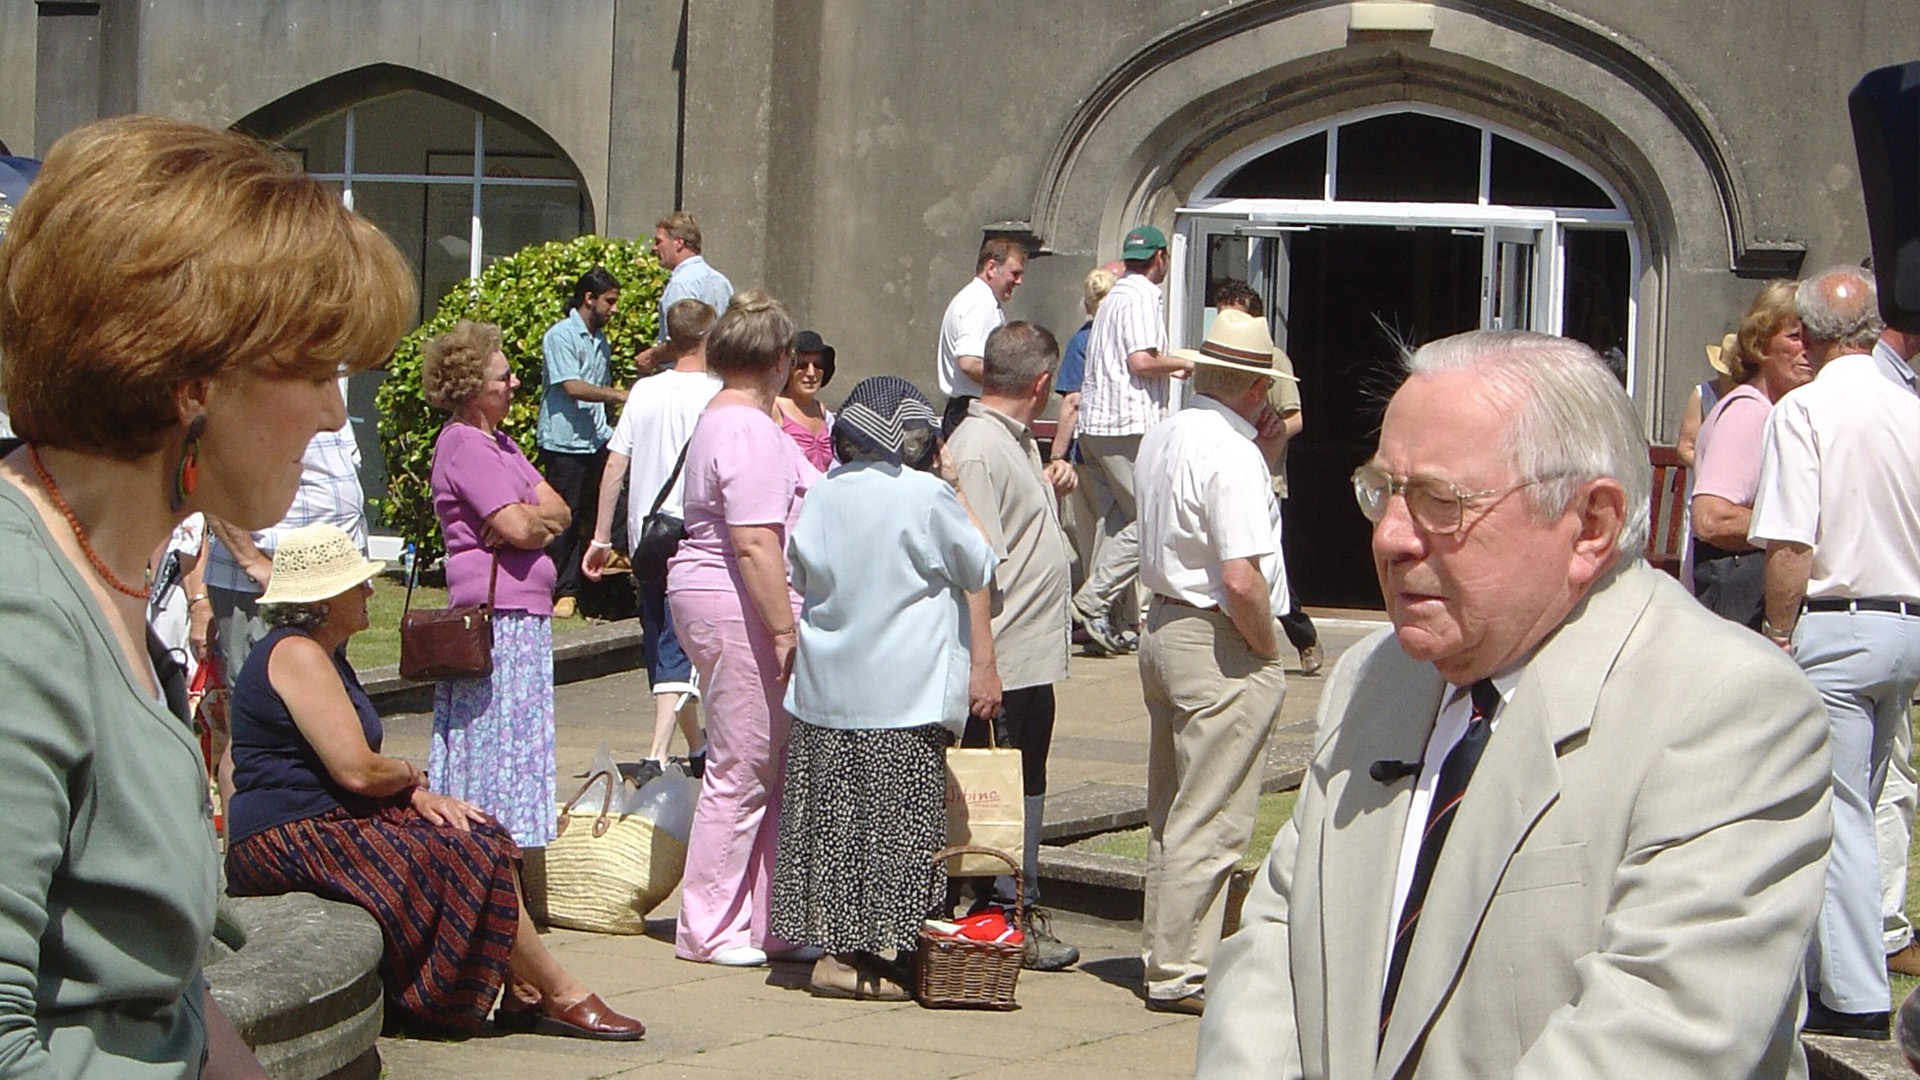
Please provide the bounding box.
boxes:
[632,440,692,586]
[399,550,498,681]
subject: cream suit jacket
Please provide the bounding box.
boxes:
[1197,561,1832,1080]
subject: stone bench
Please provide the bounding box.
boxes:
[205,893,384,1080]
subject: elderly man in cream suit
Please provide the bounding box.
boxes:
[1197,330,1832,1079]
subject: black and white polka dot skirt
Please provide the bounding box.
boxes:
[771,719,951,954]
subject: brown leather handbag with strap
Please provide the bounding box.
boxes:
[398,549,499,681]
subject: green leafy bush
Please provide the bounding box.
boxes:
[375,235,666,555]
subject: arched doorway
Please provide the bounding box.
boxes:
[1172,107,1639,607]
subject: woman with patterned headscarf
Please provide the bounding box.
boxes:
[771,375,997,1000]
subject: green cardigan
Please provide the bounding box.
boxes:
[0,480,216,1080]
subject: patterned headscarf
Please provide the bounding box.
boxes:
[834,375,938,466]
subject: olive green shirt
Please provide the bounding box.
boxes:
[0,481,215,1080]
[948,401,1072,691]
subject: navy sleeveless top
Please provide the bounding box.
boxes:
[227,627,386,845]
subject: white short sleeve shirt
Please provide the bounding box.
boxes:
[936,276,1003,399]
[1748,352,1920,601]
[1135,395,1290,614]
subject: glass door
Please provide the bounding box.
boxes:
[1482,224,1549,331]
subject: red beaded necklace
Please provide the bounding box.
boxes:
[26,444,150,600]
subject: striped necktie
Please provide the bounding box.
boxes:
[1379,678,1501,1041]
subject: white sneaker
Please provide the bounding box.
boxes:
[709,946,768,967]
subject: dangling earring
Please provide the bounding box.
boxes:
[171,415,206,512]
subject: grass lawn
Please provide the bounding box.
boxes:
[1894,730,1920,1011]
[343,576,612,671]
[1079,788,1299,869]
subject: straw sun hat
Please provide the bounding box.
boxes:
[257,523,386,605]
[1170,308,1302,380]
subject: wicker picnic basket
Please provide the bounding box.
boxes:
[915,845,1024,1010]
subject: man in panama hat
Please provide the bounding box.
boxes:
[1134,307,1295,1014]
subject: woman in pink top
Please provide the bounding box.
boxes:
[775,329,837,472]
[667,292,823,965]
[424,322,573,850]
[1690,280,1810,628]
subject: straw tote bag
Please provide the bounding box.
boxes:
[523,770,688,934]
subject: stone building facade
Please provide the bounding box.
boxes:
[9,0,1915,603]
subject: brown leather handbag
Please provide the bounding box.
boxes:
[398,550,499,681]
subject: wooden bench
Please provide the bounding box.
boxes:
[1647,445,1689,579]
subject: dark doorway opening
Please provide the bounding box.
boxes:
[1281,225,1481,608]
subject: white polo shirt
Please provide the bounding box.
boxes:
[936,276,1003,399]
[1077,273,1171,437]
[1749,351,1920,601]
[1136,394,1290,615]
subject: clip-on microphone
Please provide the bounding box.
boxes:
[1369,758,1422,783]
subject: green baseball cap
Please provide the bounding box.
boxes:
[1120,224,1168,260]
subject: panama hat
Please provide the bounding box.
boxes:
[1705,332,1738,377]
[257,523,386,605]
[1171,309,1302,380]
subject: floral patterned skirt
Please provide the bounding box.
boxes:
[430,611,557,848]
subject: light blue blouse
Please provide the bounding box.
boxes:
[784,462,996,736]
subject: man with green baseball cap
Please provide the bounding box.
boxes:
[1071,222,1190,656]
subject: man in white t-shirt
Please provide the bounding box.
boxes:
[936,237,1026,436]
[585,298,722,783]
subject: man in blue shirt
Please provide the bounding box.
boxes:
[540,266,628,618]
[638,212,732,372]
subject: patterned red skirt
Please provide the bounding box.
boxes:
[226,804,520,1031]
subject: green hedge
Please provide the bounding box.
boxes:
[375,235,667,556]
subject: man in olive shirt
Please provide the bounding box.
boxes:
[948,320,1080,970]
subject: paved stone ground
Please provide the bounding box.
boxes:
[374,613,1386,1080]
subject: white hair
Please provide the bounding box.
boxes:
[1795,265,1882,350]
[1405,330,1651,555]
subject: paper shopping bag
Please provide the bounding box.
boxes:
[943,740,1025,876]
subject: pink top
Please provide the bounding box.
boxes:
[430,423,557,615]
[1692,383,1771,507]
[668,403,821,598]
[779,406,836,473]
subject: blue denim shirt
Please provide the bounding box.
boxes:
[656,256,734,342]
[539,309,613,452]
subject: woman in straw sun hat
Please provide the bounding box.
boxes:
[224,523,645,1040]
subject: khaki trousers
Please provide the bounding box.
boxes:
[1139,600,1287,1002]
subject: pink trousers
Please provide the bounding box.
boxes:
[667,587,795,960]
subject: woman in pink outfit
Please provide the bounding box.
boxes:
[666,291,823,965]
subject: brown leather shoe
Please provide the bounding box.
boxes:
[529,993,646,1041]
[1889,942,1920,978]
[1146,992,1206,1015]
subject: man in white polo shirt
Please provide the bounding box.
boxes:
[1751,265,1920,1039]
[1072,224,1192,655]
[936,237,1026,436]
[1134,307,1291,1014]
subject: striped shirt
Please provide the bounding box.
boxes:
[204,425,367,593]
[1076,273,1170,436]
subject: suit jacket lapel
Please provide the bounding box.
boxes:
[1373,563,1657,1078]
[1314,646,1444,1080]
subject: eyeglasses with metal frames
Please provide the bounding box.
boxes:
[1351,463,1559,535]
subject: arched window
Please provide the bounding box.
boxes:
[278,90,589,319]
